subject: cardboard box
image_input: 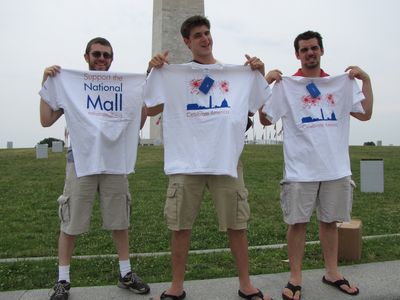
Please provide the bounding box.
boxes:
[337,219,362,261]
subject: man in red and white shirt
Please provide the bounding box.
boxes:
[260,31,373,300]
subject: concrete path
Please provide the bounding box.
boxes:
[1,260,399,300]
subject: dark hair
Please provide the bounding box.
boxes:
[180,15,210,39]
[85,37,113,57]
[294,31,323,53]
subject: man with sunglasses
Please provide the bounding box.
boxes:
[40,37,149,300]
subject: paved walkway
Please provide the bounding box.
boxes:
[1,260,399,300]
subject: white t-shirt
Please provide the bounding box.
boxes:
[40,69,145,177]
[144,62,271,177]
[263,74,365,181]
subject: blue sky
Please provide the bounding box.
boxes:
[0,0,399,147]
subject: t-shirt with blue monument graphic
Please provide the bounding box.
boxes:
[40,69,145,177]
[144,62,271,178]
[263,74,365,181]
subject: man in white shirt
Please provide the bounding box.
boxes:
[259,31,373,300]
[40,37,149,300]
[145,16,272,300]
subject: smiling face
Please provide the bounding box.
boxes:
[184,25,215,64]
[84,43,113,71]
[296,37,324,70]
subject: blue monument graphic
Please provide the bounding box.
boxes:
[187,95,230,111]
[301,108,337,123]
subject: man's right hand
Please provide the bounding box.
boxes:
[265,69,283,84]
[147,50,169,74]
[42,65,61,85]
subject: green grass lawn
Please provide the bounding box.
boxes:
[0,145,399,291]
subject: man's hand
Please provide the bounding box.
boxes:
[265,69,283,84]
[345,66,370,82]
[42,65,61,85]
[147,50,169,74]
[346,66,373,121]
[244,54,265,76]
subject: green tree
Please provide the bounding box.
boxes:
[37,137,64,148]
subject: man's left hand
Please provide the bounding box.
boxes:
[245,54,265,76]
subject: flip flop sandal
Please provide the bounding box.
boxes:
[238,288,271,300]
[282,282,301,300]
[160,290,186,300]
[322,276,359,296]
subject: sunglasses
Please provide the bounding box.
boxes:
[90,51,112,59]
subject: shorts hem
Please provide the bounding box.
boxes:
[61,227,88,236]
[284,218,310,225]
[103,225,130,231]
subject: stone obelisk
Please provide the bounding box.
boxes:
[149,0,205,143]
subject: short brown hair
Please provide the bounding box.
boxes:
[294,31,323,53]
[85,37,113,57]
[180,15,210,39]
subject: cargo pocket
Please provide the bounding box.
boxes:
[350,178,356,207]
[237,189,250,222]
[164,186,179,223]
[280,180,289,216]
[350,179,356,189]
[126,193,132,218]
[57,195,70,223]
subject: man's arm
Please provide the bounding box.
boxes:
[139,105,147,129]
[258,106,272,126]
[40,65,63,127]
[257,69,283,126]
[146,104,164,116]
[143,52,168,117]
[347,66,373,121]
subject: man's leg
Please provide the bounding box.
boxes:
[58,231,76,266]
[49,232,75,300]
[319,221,358,294]
[113,228,150,294]
[282,223,307,300]
[228,229,271,300]
[112,229,129,261]
[158,229,191,299]
[58,231,76,280]
[112,229,132,278]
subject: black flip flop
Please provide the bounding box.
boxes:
[238,288,272,300]
[282,282,301,300]
[322,276,359,296]
[160,290,186,300]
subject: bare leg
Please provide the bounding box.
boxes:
[282,223,307,300]
[228,229,271,300]
[58,231,76,266]
[319,221,358,294]
[112,229,129,261]
[155,230,191,300]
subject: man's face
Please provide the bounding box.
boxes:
[296,38,324,69]
[84,43,113,71]
[184,25,213,59]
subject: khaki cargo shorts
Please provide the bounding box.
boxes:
[57,162,132,235]
[164,161,250,232]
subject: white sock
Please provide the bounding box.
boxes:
[119,260,131,278]
[58,265,70,283]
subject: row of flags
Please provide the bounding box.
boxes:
[64,115,281,143]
